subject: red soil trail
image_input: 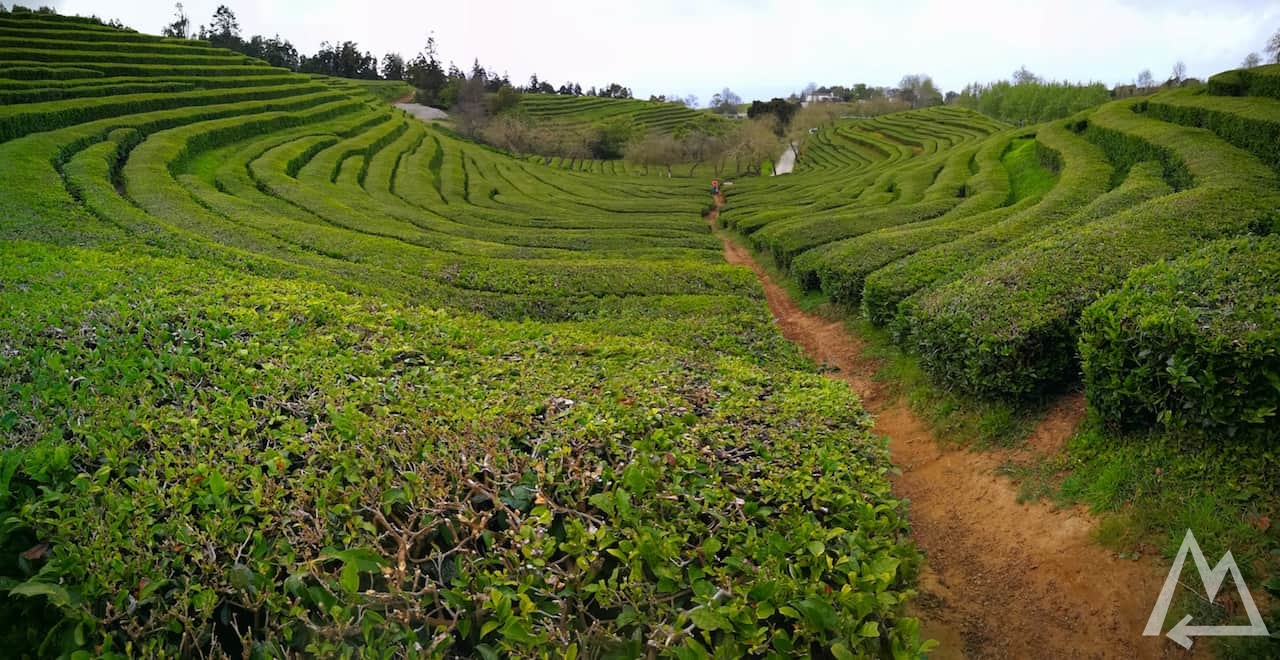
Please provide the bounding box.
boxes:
[706,197,1189,659]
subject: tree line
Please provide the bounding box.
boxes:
[158,4,644,107]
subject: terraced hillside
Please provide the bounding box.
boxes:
[0,14,924,658]
[722,74,1280,441]
[513,92,729,175]
[519,93,719,136]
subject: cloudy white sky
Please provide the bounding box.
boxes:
[51,0,1280,104]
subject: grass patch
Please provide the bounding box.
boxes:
[1051,420,1280,657]
[1001,137,1058,204]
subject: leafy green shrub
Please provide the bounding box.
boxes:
[1079,235,1280,439]
[1207,70,1244,96]
[855,120,1109,326]
[0,26,201,45]
[0,83,335,142]
[900,99,1280,398]
[783,134,1013,304]
[0,46,256,66]
[1072,108,1193,190]
[0,35,226,56]
[0,65,100,79]
[1207,64,1280,100]
[1142,89,1280,172]
[0,243,925,657]
[0,81,196,104]
[753,199,959,269]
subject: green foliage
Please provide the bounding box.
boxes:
[1207,63,1280,100]
[0,15,927,657]
[0,81,196,104]
[898,95,1280,398]
[0,83,339,142]
[589,115,636,160]
[0,242,923,657]
[955,78,1111,124]
[1002,137,1059,203]
[488,84,520,114]
[339,77,412,103]
[1079,235,1280,439]
[520,92,723,139]
[1140,89,1280,173]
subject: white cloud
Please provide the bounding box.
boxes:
[55,0,1280,103]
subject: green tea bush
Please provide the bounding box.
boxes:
[0,83,332,142]
[0,243,925,657]
[1207,64,1280,100]
[0,36,227,55]
[793,131,1033,306]
[751,199,959,269]
[0,74,307,91]
[853,120,1106,324]
[1,61,287,78]
[0,46,255,67]
[901,99,1280,398]
[1141,90,1280,172]
[1079,235,1280,439]
[0,26,201,45]
[0,81,196,104]
[0,65,100,79]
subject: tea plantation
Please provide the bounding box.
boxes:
[3,8,1279,659]
[0,13,921,658]
[723,67,1280,437]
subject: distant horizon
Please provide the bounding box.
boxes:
[48,0,1280,106]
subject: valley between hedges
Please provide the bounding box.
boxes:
[2,8,1279,659]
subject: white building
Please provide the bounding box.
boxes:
[802,92,839,106]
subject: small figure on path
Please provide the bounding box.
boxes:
[711,179,720,195]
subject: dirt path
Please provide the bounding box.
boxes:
[707,199,1188,659]
[774,144,797,175]
[395,102,449,122]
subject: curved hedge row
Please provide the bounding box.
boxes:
[1140,90,1280,173]
[0,65,101,80]
[0,83,332,142]
[849,121,1106,324]
[901,98,1280,398]
[0,26,204,45]
[0,73,308,91]
[791,132,1022,306]
[1079,235,1280,439]
[0,36,230,56]
[1207,63,1280,100]
[0,81,196,104]
[0,47,257,67]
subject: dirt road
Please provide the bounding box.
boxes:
[707,199,1187,659]
[395,102,449,122]
[774,143,797,175]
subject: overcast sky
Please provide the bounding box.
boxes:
[53,0,1280,104]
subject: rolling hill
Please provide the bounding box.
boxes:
[2,6,1278,658]
[0,11,920,658]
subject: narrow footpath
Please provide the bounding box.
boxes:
[774,143,797,175]
[707,198,1188,659]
